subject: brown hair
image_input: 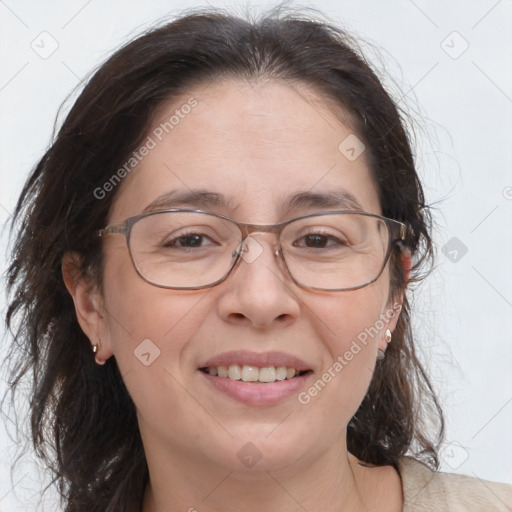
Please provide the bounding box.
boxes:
[3,5,444,511]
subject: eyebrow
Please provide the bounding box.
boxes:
[143,188,364,214]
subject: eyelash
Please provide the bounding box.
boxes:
[161,230,348,250]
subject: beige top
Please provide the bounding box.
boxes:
[396,456,512,511]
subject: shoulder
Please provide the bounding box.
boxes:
[396,455,512,511]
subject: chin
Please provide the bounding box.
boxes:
[220,428,314,473]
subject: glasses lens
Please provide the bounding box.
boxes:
[281,213,390,290]
[129,211,241,288]
[128,211,392,290]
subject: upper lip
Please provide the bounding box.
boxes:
[200,350,312,371]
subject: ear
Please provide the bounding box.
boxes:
[61,252,113,365]
[400,246,412,284]
[379,246,412,352]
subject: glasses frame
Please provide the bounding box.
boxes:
[98,208,407,291]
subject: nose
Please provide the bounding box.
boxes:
[216,234,301,329]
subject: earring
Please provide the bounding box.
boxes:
[89,336,106,365]
[377,329,393,361]
[92,339,106,365]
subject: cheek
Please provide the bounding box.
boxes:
[312,278,389,352]
[299,283,389,420]
[101,248,210,381]
[101,273,214,439]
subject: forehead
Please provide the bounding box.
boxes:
[109,78,380,223]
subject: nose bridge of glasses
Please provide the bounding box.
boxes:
[238,222,283,252]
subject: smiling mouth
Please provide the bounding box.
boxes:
[199,365,312,384]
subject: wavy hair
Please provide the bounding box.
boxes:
[3,5,444,511]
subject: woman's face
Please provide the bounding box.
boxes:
[84,79,402,473]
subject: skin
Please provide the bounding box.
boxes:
[63,78,409,511]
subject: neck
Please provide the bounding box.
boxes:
[141,442,384,512]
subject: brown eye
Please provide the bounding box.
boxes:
[163,233,213,249]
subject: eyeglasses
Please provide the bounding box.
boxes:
[97,209,406,291]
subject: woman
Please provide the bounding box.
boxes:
[4,5,511,511]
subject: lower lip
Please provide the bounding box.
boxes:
[199,371,312,406]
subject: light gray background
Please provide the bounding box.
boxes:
[1,1,511,510]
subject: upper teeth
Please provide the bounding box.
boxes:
[204,365,300,383]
